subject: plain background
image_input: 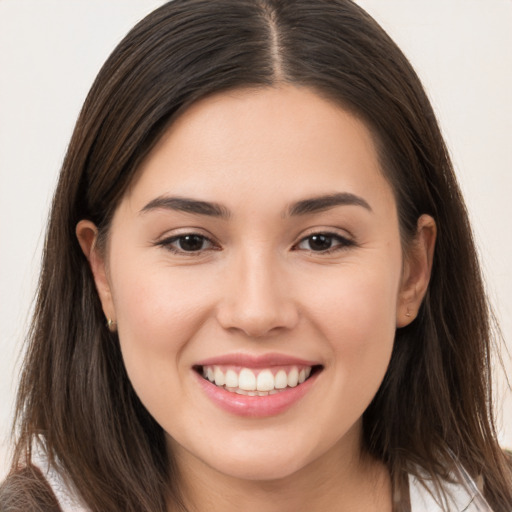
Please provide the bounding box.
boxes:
[1,0,511,478]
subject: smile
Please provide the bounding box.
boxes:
[200,365,314,396]
[193,356,323,417]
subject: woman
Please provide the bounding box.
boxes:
[1,0,511,510]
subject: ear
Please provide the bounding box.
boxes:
[76,220,116,328]
[396,214,436,327]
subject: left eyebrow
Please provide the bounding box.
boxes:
[286,193,372,216]
[140,196,231,218]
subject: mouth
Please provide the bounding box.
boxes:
[193,364,323,397]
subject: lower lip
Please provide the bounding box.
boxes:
[194,370,320,417]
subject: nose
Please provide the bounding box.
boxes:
[216,251,300,338]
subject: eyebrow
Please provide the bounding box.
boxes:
[286,193,372,216]
[140,192,371,219]
[140,196,230,218]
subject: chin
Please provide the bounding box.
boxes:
[210,451,311,482]
[202,430,323,482]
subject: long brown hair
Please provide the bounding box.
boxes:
[2,1,511,511]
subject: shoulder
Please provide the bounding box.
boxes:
[0,464,63,512]
[1,440,89,512]
[409,463,494,512]
[29,442,89,512]
[503,449,512,468]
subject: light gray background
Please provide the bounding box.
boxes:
[1,0,511,478]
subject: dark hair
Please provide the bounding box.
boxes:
[2,1,511,511]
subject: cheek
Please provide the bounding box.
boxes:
[303,260,400,399]
[305,260,400,340]
[112,257,211,338]
[108,257,215,395]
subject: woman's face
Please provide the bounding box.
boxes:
[82,85,432,482]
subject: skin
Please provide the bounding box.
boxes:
[77,85,436,512]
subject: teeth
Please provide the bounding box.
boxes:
[214,366,225,386]
[225,369,238,388]
[201,365,315,395]
[287,367,299,387]
[256,369,275,391]
[239,368,257,391]
[274,370,288,389]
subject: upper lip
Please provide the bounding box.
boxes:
[195,352,321,368]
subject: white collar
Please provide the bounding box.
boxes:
[32,440,494,512]
[32,441,88,512]
[409,464,494,511]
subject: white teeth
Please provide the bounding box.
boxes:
[238,368,256,391]
[287,367,299,387]
[256,369,275,391]
[201,364,316,395]
[225,369,238,388]
[274,370,288,389]
[214,366,225,386]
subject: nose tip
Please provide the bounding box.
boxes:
[217,298,299,338]
[216,262,299,338]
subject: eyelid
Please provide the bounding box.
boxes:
[152,227,356,255]
[292,229,356,253]
[154,229,221,255]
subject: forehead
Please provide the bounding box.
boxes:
[122,85,395,216]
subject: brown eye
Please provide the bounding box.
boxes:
[307,234,334,251]
[158,233,216,254]
[176,235,208,251]
[296,233,353,253]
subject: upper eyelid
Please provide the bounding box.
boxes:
[292,231,356,252]
[295,227,355,243]
[161,232,213,242]
[154,227,355,248]
[156,227,216,243]
[155,232,220,252]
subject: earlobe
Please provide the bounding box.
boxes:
[76,220,116,326]
[396,214,436,328]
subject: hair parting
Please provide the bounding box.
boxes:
[1,1,511,511]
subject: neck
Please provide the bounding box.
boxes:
[167,428,392,512]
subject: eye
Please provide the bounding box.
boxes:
[295,232,353,253]
[159,234,216,254]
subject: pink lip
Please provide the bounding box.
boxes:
[195,352,320,369]
[193,364,321,418]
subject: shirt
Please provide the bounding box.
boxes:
[32,444,494,512]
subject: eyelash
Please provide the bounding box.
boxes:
[156,231,355,256]
[293,232,355,254]
[156,233,219,255]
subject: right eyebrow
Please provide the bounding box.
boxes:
[139,196,231,219]
[286,192,372,217]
